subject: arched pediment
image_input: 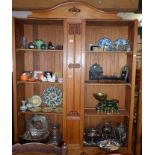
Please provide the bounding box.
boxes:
[29,2,121,20]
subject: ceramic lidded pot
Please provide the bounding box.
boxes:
[20,73,29,81]
[102,122,112,134]
[34,39,44,49]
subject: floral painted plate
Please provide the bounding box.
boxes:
[42,87,62,107]
[31,95,42,107]
[114,38,129,51]
[98,37,112,50]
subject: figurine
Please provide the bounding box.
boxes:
[46,73,56,82]
[40,74,48,82]
[48,42,55,50]
[28,42,36,49]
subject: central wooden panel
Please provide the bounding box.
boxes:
[66,22,82,115]
[65,21,83,146]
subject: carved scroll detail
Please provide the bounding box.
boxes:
[68,7,80,15]
[67,111,80,116]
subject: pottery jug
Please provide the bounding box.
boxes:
[20,100,27,112]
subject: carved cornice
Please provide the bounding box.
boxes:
[29,2,121,20]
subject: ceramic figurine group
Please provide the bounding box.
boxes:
[21,36,63,50]
[89,63,129,82]
[20,71,63,83]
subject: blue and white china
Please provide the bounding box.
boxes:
[114,38,129,51]
[98,37,112,51]
[42,87,62,107]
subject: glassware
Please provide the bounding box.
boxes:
[49,123,61,145]
[21,36,27,48]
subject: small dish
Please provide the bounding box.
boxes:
[29,107,42,112]
[42,107,53,113]
[53,107,62,113]
[31,95,42,107]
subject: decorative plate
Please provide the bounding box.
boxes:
[98,139,120,151]
[114,38,129,51]
[98,37,112,50]
[31,95,42,107]
[22,114,50,141]
[42,87,62,107]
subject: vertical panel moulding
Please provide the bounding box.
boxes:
[32,24,39,71]
[13,18,18,142]
[24,24,33,43]
[54,51,60,73]
[66,33,74,114]
[62,19,67,141]
[24,51,33,72]
[46,52,52,71]
[74,33,81,113]
[25,83,34,99]
[39,52,46,71]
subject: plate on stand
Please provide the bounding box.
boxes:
[114,38,129,51]
[42,87,62,108]
[98,37,112,50]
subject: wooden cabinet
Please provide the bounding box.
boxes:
[13,2,137,155]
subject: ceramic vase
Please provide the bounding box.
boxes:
[20,100,27,112]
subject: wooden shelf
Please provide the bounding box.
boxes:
[85,81,131,86]
[82,146,128,153]
[84,109,129,117]
[16,48,63,52]
[17,81,63,85]
[85,51,132,55]
[18,111,63,115]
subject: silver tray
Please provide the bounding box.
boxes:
[22,114,50,141]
